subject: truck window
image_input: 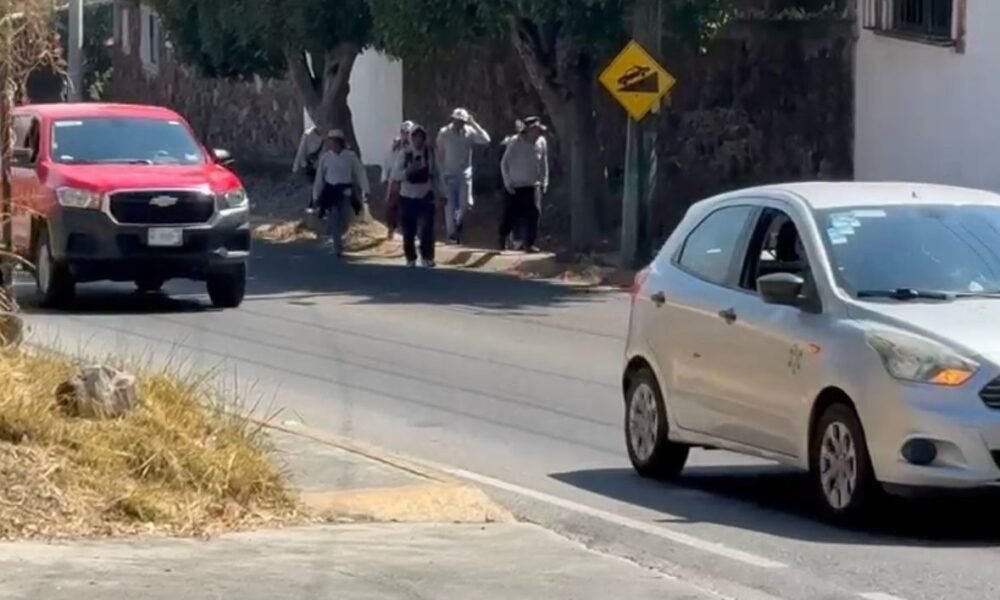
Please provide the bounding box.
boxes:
[12,115,39,165]
[50,117,206,165]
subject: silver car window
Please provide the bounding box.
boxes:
[676,205,755,285]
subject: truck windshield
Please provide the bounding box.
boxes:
[51,117,206,165]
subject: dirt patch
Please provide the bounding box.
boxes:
[302,482,513,524]
[0,350,301,540]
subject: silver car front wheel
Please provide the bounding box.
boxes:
[810,402,878,519]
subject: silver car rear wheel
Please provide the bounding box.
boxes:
[624,367,689,479]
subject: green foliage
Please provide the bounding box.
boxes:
[149,0,374,78]
[56,3,114,99]
[369,0,633,61]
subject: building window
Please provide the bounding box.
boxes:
[862,0,956,44]
[121,6,131,54]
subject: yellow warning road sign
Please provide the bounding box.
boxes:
[599,40,676,121]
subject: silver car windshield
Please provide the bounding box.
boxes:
[51,117,206,165]
[818,204,1000,297]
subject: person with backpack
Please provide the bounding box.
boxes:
[391,124,438,267]
[312,129,371,257]
[383,121,415,241]
[293,124,325,215]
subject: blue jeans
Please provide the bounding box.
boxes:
[400,193,435,262]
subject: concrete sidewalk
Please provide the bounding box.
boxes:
[0,425,719,599]
[0,523,720,599]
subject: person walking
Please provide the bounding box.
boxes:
[498,119,524,250]
[436,107,490,245]
[383,121,414,241]
[312,129,371,257]
[292,124,325,215]
[499,116,549,253]
[391,124,438,268]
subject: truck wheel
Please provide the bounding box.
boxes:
[206,264,246,309]
[34,231,75,308]
[135,277,166,294]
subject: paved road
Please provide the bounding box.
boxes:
[22,240,1000,600]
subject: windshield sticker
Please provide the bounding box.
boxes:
[829,235,848,245]
[829,213,861,228]
[54,120,83,127]
[851,209,886,218]
[184,153,199,161]
[827,228,850,244]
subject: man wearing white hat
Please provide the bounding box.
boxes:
[312,129,370,256]
[436,107,491,244]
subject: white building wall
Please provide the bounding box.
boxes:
[348,49,403,167]
[855,0,1000,193]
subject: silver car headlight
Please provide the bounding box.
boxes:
[56,186,102,210]
[866,330,978,386]
[219,188,248,210]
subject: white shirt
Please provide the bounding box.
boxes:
[312,148,370,201]
[436,122,491,177]
[391,145,437,199]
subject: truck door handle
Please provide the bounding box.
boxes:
[718,308,737,324]
[650,291,666,307]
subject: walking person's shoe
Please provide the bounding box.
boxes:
[420,258,436,268]
[525,245,540,254]
[406,259,417,267]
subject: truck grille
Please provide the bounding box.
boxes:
[108,190,215,224]
[980,377,1000,409]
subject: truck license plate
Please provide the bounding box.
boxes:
[147,227,183,247]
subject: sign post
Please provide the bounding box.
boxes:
[599,11,673,269]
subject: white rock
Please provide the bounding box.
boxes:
[56,365,139,419]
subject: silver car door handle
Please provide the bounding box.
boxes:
[718,308,737,324]
[650,291,666,307]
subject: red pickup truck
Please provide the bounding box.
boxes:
[9,103,250,308]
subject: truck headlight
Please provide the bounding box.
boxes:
[56,187,102,210]
[219,188,248,209]
[866,330,978,386]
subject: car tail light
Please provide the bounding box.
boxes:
[629,266,651,301]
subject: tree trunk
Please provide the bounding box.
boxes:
[286,43,361,157]
[0,71,12,291]
[509,20,604,251]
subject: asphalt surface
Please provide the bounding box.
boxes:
[21,240,1000,600]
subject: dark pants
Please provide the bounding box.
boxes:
[400,193,435,262]
[320,184,352,253]
[499,186,540,249]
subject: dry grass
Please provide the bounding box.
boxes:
[0,349,301,541]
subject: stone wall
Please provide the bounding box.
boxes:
[402,12,855,239]
[106,52,303,167]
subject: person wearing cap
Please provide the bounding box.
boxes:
[499,116,549,253]
[312,129,371,257]
[391,124,439,267]
[382,121,415,241]
[436,107,491,244]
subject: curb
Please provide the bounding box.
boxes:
[256,419,515,524]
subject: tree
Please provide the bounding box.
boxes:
[371,0,630,249]
[150,0,374,153]
[0,0,60,344]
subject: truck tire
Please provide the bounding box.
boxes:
[135,277,166,293]
[34,230,75,308]
[206,264,246,309]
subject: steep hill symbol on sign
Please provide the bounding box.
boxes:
[617,65,658,93]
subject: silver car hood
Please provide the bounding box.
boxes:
[848,299,1000,359]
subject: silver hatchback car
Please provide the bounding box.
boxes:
[622,182,1000,518]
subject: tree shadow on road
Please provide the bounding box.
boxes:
[242,239,613,316]
[551,465,1000,547]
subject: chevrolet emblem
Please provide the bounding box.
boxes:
[150,195,179,207]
